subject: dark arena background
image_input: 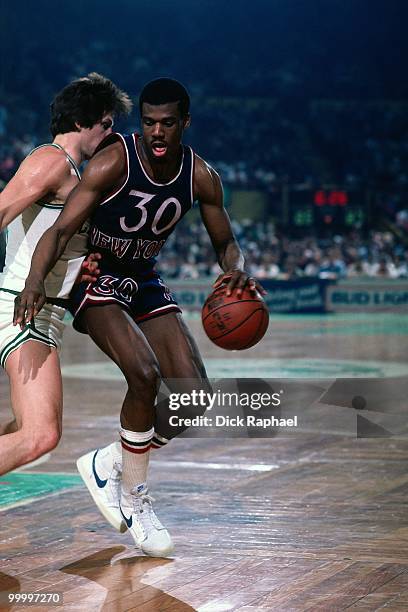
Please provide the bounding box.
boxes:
[1,1,408,610]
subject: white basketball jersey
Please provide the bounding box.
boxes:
[0,143,88,298]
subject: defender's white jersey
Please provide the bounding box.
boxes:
[0,143,88,298]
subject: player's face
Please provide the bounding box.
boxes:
[141,102,190,162]
[81,114,114,159]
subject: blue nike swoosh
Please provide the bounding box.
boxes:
[120,505,133,528]
[92,450,108,488]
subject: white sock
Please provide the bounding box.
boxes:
[120,426,153,508]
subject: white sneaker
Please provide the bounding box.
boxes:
[76,444,126,533]
[120,486,174,557]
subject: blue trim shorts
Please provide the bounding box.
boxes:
[70,269,181,333]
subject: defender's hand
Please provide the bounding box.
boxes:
[213,269,266,297]
[13,279,46,328]
[76,252,101,284]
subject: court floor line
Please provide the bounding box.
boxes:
[0,461,279,513]
[0,487,80,513]
[4,444,402,514]
[61,358,408,379]
[152,460,280,472]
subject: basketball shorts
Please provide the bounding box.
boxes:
[70,268,181,334]
[0,289,66,369]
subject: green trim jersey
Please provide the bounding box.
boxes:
[0,143,88,298]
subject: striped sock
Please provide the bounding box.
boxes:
[120,426,153,508]
[150,431,170,450]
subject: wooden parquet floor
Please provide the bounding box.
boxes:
[1,314,407,611]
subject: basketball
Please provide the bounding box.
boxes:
[201,285,269,350]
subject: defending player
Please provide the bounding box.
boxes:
[0,73,132,473]
[15,78,263,557]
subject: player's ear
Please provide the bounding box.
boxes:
[74,121,82,131]
[183,114,191,129]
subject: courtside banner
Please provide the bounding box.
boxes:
[327,279,408,312]
[157,378,408,439]
[171,278,331,313]
[261,278,331,313]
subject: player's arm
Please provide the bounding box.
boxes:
[195,155,265,296]
[0,150,101,285]
[0,151,68,231]
[14,144,126,326]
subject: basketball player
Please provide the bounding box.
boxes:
[15,78,263,557]
[0,73,132,474]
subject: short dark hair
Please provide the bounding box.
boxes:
[139,78,190,118]
[50,72,133,137]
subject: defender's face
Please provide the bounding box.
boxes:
[141,102,190,162]
[81,114,114,159]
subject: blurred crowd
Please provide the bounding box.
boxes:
[159,220,408,281]
[3,213,407,281]
[1,100,408,194]
[1,1,407,282]
[2,97,408,283]
[201,100,408,195]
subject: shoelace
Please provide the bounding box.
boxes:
[129,489,163,531]
[130,489,155,514]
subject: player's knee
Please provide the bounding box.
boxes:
[125,357,161,396]
[41,427,61,453]
[25,426,61,462]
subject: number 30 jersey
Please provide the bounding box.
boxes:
[89,132,194,275]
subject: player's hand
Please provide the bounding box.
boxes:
[213,269,266,297]
[13,278,46,328]
[75,252,101,284]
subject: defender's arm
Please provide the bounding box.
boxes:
[14,143,126,326]
[0,150,69,231]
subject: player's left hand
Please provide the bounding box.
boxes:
[213,269,266,297]
[13,277,47,328]
[75,252,101,284]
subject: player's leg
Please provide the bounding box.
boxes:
[0,342,62,475]
[80,304,159,431]
[76,304,173,555]
[140,312,206,379]
[0,419,17,435]
[139,312,210,447]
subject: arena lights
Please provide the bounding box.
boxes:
[314,189,349,207]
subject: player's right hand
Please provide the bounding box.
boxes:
[75,252,101,284]
[13,278,47,328]
[213,270,266,297]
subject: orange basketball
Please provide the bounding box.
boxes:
[201,285,269,350]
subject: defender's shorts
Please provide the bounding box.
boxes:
[0,289,65,369]
[70,269,181,334]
